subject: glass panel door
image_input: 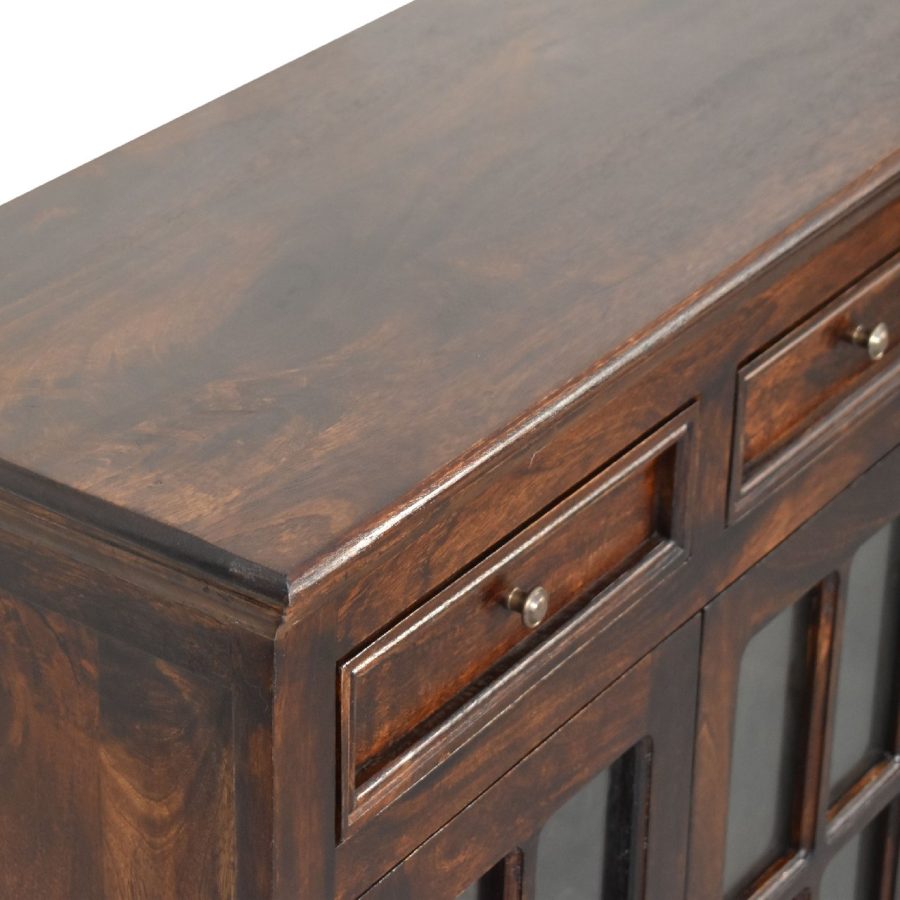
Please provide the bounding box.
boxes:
[535,767,610,899]
[534,748,645,900]
[819,814,885,900]
[369,620,700,900]
[690,494,900,900]
[828,519,900,803]
[723,593,815,896]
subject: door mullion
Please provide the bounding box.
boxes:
[876,802,899,900]
[509,838,538,900]
[809,568,850,856]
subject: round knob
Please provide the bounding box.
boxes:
[504,586,549,629]
[847,322,889,361]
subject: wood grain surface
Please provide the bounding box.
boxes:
[362,616,701,900]
[340,409,692,831]
[3,3,900,897]
[688,449,900,899]
[0,594,236,899]
[0,0,899,596]
[739,252,900,478]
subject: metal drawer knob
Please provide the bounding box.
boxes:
[846,322,889,361]
[504,585,549,629]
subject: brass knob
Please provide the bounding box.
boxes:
[846,322,889,361]
[504,586,549,629]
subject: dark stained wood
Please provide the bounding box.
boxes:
[333,332,709,652]
[336,534,697,893]
[510,841,536,900]
[0,205,896,897]
[741,253,900,472]
[97,639,235,897]
[2,0,900,897]
[0,593,236,898]
[334,445,900,898]
[272,604,336,899]
[688,451,900,900]
[797,579,840,853]
[330,181,900,654]
[811,566,850,857]
[736,251,900,513]
[340,407,693,833]
[0,495,281,899]
[361,617,700,900]
[231,661,277,899]
[0,595,105,898]
[0,0,898,606]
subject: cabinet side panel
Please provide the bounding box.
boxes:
[0,593,103,898]
[97,637,235,898]
[0,588,238,898]
[0,515,278,899]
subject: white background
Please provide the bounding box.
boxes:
[0,1,413,205]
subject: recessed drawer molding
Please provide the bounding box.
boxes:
[732,252,900,518]
[339,406,697,835]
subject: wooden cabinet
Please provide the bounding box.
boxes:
[366,619,700,900]
[339,409,695,841]
[691,479,900,899]
[1,0,900,898]
[732,252,900,520]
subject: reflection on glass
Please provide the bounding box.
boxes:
[819,815,884,900]
[723,594,814,897]
[829,519,900,803]
[535,749,639,900]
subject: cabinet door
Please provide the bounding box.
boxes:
[689,491,900,899]
[362,617,700,900]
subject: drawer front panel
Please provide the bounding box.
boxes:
[735,252,900,513]
[340,406,695,834]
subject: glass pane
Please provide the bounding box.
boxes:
[535,749,641,900]
[456,859,504,899]
[829,519,900,802]
[536,768,609,899]
[723,593,815,896]
[820,815,884,900]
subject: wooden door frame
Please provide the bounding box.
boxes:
[688,449,900,899]
[361,617,701,900]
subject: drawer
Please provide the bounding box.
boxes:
[339,406,696,835]
[732,251,900,517]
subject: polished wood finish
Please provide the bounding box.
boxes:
[689,450,900,899]
[736,250,900,516]
[340,407,693,833]
[0,495,278,899]
[0,0,899,604]
[363,618,700,900]
[1,0,900,897]
[0,593,235,898]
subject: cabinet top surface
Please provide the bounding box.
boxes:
[1,0,899,596]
